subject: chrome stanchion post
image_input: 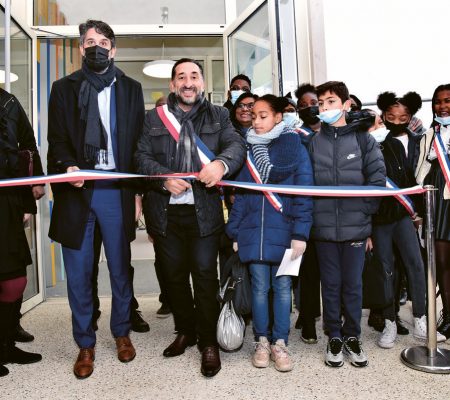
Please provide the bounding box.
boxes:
[400,185,450,373]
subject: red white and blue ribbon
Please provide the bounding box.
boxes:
[0,170,427,198]
[156,105,214,165]
[0,170,142,188]
[245,151,283,212]
[433,125,450,189]
[297,127,312,137]
[386,177,416,216]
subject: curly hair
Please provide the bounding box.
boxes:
[377,91,422,116]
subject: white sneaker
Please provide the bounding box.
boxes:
[377,319,397,349]
[270,339,293,372]
[252,337,270,368]
[413,315,447,342]
[343,337,368,367]
[325,337,344,368]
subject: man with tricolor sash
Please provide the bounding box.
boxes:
[135,58,246,377]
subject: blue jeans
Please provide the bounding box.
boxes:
[249,263,291,344]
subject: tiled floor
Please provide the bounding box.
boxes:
[3,297,450,400]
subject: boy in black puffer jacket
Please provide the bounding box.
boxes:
[308,81,386,368]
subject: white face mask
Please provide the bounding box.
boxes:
[435,115,450,126]
[230,90,245,105]
[318,108,343,125]
[370,127,390,143]
[283,112,300,128]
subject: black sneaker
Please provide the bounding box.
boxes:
[325,337,344,367]
[343,337,368,367]
[301,319,318,344]
[399,287,408,306]
[131,310,150,333]
[396,315,409,335]
[156,303,172,319]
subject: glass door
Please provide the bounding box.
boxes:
[0,6,44,311]
[223,0,299,97]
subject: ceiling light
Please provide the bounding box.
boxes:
[143,59,175,79]
[0,69,18,83]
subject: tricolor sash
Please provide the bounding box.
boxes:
[246,151,283,213]
[156,104,214,165]
[432,125,450,189]
[386,177,415,216]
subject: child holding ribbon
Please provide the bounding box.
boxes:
[226,94,313,372]
[416,83,450,340]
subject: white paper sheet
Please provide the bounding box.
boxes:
[276,249,302,277]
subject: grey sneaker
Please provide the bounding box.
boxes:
[325,337,344,367]
[252,337,271,368]
[343,337,368,367]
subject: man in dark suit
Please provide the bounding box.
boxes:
[47,20,144,379]
[135,58,246,377]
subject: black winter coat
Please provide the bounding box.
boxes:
[47,69,145,249]
[0,89,43,279]
[373,131,422,225]
[308,122,386,241]
[135,102,246,237]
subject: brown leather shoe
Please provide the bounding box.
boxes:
[163,334,197,358]
[73,348,95,379]
[115,336,136,363]
[201,345,221,377]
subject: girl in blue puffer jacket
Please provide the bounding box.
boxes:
[226,94,313,372]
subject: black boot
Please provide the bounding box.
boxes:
[437,311,450,339]
[12,297,34,342]
[0,301,42,365]
[0,364,8,377]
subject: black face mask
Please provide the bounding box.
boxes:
[384,120,409,136]
[298,106,320,125]
[84,45,111,72]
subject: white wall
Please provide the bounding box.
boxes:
[322,0,450,127]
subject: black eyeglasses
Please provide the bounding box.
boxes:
[237,102,255,110]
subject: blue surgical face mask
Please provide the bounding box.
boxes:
[230,90,245,105]
[283,112,300,128]
[435,115,450,126]
[319,108,343,125]
[370,127,390,143]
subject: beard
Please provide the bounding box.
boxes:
[174,86,202,106]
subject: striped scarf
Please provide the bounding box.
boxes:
[247,122,286,183]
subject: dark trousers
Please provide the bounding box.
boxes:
[62,182,132,348]
[372,217,426,320]
[154,258,168,305]
[153,205,220,349]
[316,240,366,339]
[295,241,321,320]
